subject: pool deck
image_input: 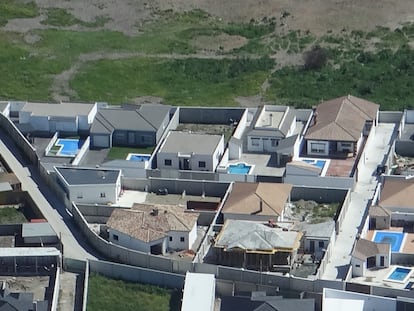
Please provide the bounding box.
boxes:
[350,265,414,289]
[366,228,414,254]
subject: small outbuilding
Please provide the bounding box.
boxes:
[22,222,58,245]
[351,238,390,277]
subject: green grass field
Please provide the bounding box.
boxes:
[87,273,181,311]
[0,207,27,224]
[0,4,414,109]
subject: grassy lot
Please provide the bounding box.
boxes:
[0,6,414,109]
[0,207,27,224]
[87,273,181,311]
[71,57,273,105]
[0,0,38,26]
[107,146,155,160]
[267,25,414,110]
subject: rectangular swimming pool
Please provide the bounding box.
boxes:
[228,163,252,174]
[126,153,151,162]
[302,159,326,169]
[55,139,83,157]
[372,231,406,252]
[385,267,412,283]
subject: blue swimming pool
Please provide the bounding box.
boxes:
[385,267,412,283]
[55,139,83,157]
[302,159,326,169]
[228,163,252,174]
[373,231,405,252]
[126,153,151,162]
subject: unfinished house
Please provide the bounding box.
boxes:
[369,205,391,230]
[351,238,390,277]
[304,95,379,157]
[106,204,199,255]
[221,182,293,222]
[214,219,302,272]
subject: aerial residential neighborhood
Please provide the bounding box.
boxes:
[0,94,412,310]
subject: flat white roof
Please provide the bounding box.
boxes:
[255,106,286,129]
[181,272,215,311]
[0,247,60,257]
[323,297,364,311]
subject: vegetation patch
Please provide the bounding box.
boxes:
[87,273,180,311]
[41,8,110,28]
[71,57,273,105]
[0,207,27,224]
[0,0,38,26]
[107,146,155,160]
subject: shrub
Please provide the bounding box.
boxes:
[303,46,328,70]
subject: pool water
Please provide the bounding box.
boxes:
[55,139,82,156]
[386,267,412,282]
[228,163,251,174]
[373,231,405,252]
[126,153,151,162]
[302,159,326,169]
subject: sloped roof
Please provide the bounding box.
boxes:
[352,238,390,261]
[91,104,170,134]
[215,219,302,253]
[379,178,414,209]
[107,204,198,243]
[222,182,293,217]
[294,220,335,239]
[305,95,379,141]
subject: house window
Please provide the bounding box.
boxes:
[199,161,206,168]
[310,143,325,153]
[180,237,185,242]
[251,138,260,146]
[341,143,352,147]
[113,234,119,241]
[356,264,360,268]
[100,193,106,198]
[164,159,172,166]
[77,193,83,199]
[271,139,278,147]
[319,241,324,248]
[169,236,173,242]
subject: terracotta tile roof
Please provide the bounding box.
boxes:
[379,178,414,209]
[305,95,379,141]
[107,204,198,243]
[352,238,390,261]
[369,205,391,217]
[222,182,292,217]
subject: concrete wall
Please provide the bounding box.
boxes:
[82,260,89,311]
[179,107,245,124]
[44,132,59,156]
[391,253,414,265]
[50,266,60,311]
[72,136,90,166]
[291,186,348,203]
[378,111,403,123]
[335,190,352,234]
[395,140,414,157]
[285,175,355,190]
[0,113,38,165]
[88,259,185,289]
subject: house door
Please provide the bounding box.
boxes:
[309,241,315,253]
[183,159,190,170]
[367,256,376,268]
[380,256,384,266]
[127,132,135,145]
[370,218,376,230]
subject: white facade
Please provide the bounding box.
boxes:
[351,252,390,277]
[108,223,197,255]
[68,182,121,204]
[157,136,225,172]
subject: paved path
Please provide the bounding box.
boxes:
[322,123,397,280]
[0,132,96,261]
